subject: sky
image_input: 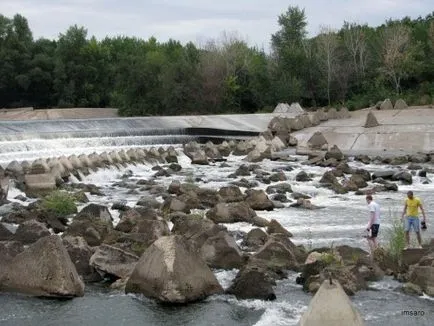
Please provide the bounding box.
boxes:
[1,0,433,51]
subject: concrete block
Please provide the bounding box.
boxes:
[24,173,56,191]
[299,279,365,326]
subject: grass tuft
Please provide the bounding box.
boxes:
[42,190,78,216]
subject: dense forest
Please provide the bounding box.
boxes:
[0,7,433,116]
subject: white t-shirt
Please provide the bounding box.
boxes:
[368,201,380,224]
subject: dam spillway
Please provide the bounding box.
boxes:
[0,112,294,166]
[0,113,292,141]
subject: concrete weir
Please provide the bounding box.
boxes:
[0,112,300,141]
[293,108,434,155]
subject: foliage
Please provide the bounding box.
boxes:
[385,208,406,262]
[42,190,78,216]
[320,242,344,266]
[0,11,433,112]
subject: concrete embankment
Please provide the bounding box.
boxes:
[293,107,434,155]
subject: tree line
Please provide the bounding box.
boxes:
[0,7,433,116]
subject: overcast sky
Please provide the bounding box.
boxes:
[1,0,433,51]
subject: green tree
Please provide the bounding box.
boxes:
[271,6,309,103]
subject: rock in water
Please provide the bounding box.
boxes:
[298,280,365,326]
[0,235,85,298]
[363,111,380,128]
[125,235,223,303]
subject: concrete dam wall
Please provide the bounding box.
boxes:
[0,113,298,141]
[293,108,434,155]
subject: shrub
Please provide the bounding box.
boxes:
[42,190,78,216]
[385,208,406,262]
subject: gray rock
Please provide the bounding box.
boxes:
[394,98,408,110]
[14,219,51,244]
[307,132,328,149]
[0,235,84,298]
[267,219,292,237]
[62,236,101,282]
[380,98,393,110]
[125,235,223,303]
[363,111,380,128]
[200,231,243,269]
[245,189,274,211]
[90,244,139,279]
[226,262,276,300]
[296,171,312,182]
[76,203,113,223]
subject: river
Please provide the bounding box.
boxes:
[0,133,433,325]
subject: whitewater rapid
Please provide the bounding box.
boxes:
[2,138,434,326]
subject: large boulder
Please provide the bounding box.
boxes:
[171,213,225,248]
[125,235,223,303]
[266,219,292,237]
[226,261,277,301]
[218,186,244,202]
[266,182,293,194]
[408,252,434,296]
[90,244,139,280]
[200,231,244,269]
[0,235,84,298]
[349,174,368,189]
[325,145,344,161]
[392,171,413,185]
[115,207,159,233]
[62,236,101,282]
[76,203,113,223]
[296,171,312,182]
[242,228,268,251]
[206,202,258,224]
[244,189,274,211]
[319,171,348,194]
[372,170,396,180]
[14,219,51,244]
[253,238,299,271]
[298,280,365,326]
[63,217,113,247]
[0,241,25,263]
[130,219,170,244]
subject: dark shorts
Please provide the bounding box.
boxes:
[369,224,380,238]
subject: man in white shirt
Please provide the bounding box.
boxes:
[366,195,380,253]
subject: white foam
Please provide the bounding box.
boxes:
[214,269,238,290]
[222,222,261,234]
[420,293,434,301]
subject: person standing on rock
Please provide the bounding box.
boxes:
[366,195,380,253]
[401,191,427,249]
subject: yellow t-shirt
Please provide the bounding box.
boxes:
[406,197,422,217]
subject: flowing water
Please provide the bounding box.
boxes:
[1,133,434,326]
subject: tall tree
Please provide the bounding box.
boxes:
[379,23,413,94]
[271,6,309,103]
[316,26,339,105]
[342,22,369,82]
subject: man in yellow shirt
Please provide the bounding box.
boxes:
[401,191,427,249]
